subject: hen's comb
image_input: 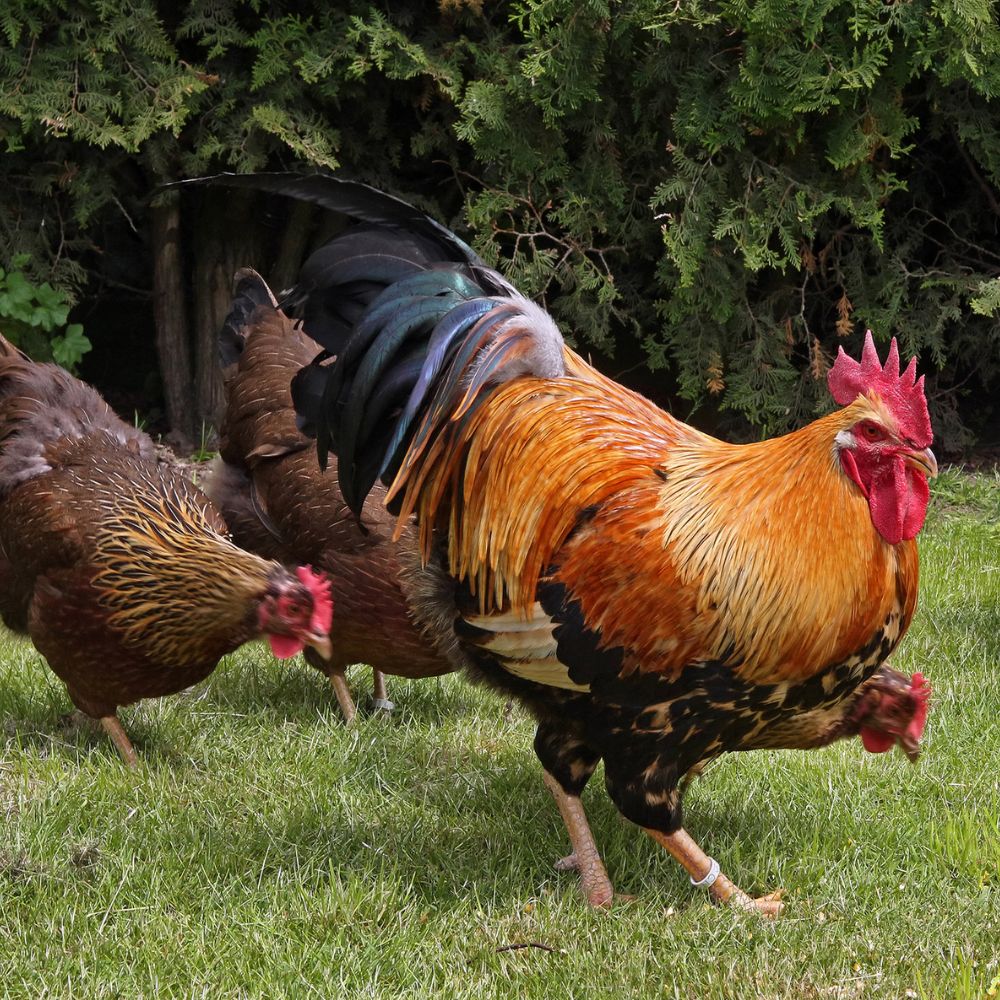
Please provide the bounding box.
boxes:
[297,565,333,636]
[827,330,932,446]
[907,672,931,743]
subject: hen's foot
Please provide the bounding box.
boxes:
[371,670,394,714]
[542,771,614,909]
[59,710,91,729]
[327,670,357,724]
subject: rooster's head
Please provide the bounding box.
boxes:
[828,330,937,544]
[258,565,333,660]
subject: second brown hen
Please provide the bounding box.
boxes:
[205,270,459,719]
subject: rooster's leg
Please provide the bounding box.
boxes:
[645,827,784,917]
[542,770,614,908]
[99,715,138,768]
[327,668,358,724]
[371,669,394,713]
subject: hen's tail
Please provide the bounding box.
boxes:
[214,268,316,471]
[0,332,30,364]
[218,268,279,367]
[192,174,568,519]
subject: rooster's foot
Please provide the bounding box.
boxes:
[554,852,578,872]
[720,886,785,918]
[645,826,785,919]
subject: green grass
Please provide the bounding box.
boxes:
[1,471,998,999]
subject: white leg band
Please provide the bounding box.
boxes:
[372,697,395,712]
[690,857,721,889]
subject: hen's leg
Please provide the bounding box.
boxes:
[534,723,613,907]
[645,827,784,917]
[371,670,394,713]
[304,648,358,723]
[99,715,138,768]
[327,668,358,724]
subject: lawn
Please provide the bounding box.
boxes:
[1,470,998,999]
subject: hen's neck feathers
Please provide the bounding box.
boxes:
[69,451,283,664]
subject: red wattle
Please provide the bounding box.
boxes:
[269,634,305,659]
[867,457,930,544]
[860,727,895,754]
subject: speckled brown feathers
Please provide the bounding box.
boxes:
[207,277,459,680]
[0,333,310,722]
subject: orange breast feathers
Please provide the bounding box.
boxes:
[395,349,919,686]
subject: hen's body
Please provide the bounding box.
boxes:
[0,334,330,762]
[207,274,458,717]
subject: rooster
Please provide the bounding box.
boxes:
[199,173,934,915]
[0,332,332,765]
[205,269,459,720]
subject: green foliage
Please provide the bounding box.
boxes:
[0,0,998,446]
[0,255,91,369]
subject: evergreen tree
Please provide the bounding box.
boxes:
[0,1,997,448]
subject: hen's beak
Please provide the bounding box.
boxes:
[306,631,332,661]
[904,446,938,478]
[898,733,921,763]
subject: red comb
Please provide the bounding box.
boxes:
[907,672,930,742]
[296,565,333,636]
[827,330,932,447]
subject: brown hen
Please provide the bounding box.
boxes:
[205,270,458,721]
[0,333,332,765]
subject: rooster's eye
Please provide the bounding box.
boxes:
[860,422,884,442]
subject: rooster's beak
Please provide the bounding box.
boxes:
[306,632,332,661]
[904,446,938,479]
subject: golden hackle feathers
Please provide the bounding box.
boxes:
[387,348,919,684]
[390,346,699,614]
[555,399,918,683]
[70,452,285,665]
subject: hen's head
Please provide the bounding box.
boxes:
[851,668,930,762]
[828,331,937,544]
[258,565,333,660]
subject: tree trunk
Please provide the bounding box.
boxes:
[269,198,315,295]
[149,194,195,443]
[192,189,263,437]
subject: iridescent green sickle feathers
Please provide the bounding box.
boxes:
[173,173,570,520]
